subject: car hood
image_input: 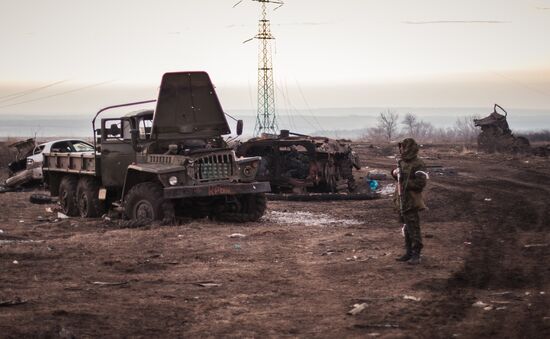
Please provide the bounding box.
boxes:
[152,72,231,139]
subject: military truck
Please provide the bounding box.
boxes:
[235,130,360,194]
[42,72,270,222]
[474,104,530,153]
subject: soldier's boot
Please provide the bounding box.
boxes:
[407,248,421,265]
[396,232,412,262]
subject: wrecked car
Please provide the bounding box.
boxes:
[3,139,93,189]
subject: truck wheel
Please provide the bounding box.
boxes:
[59,176,79,216]
[217,193,267,222]
[124,182,174,222]
[76,177,105,218]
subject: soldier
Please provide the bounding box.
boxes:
[391,138,429,265]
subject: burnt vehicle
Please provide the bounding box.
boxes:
[0,139,37,191]
[474,104,530,153]
[235,130,360,194]
[42,72,270,222]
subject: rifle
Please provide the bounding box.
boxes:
[396,159,407,236]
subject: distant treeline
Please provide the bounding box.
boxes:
[518,130,550,142]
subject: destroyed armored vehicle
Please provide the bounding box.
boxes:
[235,130,360,194]
[42,72,270,222]
[474,104,530,153]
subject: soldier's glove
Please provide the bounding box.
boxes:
[414,171,430,179]
[391,168,399,179]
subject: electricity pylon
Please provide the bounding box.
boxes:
[240,0,283,136]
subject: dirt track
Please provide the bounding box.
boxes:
[1,145,549,338]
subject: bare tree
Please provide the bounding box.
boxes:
[402,113,418,138]
[377,109,399,142]
[415,121,435,142]
[454,115,479,144]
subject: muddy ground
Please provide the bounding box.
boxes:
[1,144,549,338]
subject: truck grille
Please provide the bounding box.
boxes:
[195,154,233,181]
[148,155,174,164]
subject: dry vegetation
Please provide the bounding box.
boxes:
[1,143,549,338]
[364,111,480,145]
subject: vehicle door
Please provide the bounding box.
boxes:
[100,118,136,187]
[27,144,46,179]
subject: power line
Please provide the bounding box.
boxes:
[0,80,114,109]
[0,80,68,103]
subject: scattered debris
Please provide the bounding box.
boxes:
[376,184,395,196]
[354,323,399,329]
[29,194,55,205]
[90,281,128,286]
[483,306,494,311]
[57,212,69,219]
[0,297,27,307]
[427,166,458,176]
[45,207,53,213]
[0,229,3,233]
[472,301,489,308]
[524,243,548,248]
[321,249,343,256]
[357,297,395,302]
[12,260,19,265]
[490,291,514,297]
[348,303,367,315]
[193,282,222,288]
[346,255,359,261]
[403,295,421,301]
[228,233,246,238]
[484,198,492,202]
[59,327,75,339]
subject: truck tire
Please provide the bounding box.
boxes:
[76,177,105,218]
[30,194,54,204]
[124,182,175,222]
[59,176,79,217]
[217,193,267,222]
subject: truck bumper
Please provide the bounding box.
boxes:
[163,181,271,199]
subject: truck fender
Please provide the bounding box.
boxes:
[121,166,161,201]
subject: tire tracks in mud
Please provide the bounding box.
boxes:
[419,165,550,337]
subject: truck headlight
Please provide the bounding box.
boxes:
[168,176,178,186]
[243,165,253,177]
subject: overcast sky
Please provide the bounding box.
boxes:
[0,0,549,115]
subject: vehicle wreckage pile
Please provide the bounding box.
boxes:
[235,130,361,194]
[474,104,531,154]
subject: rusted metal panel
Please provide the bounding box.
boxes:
[152,72,231,139]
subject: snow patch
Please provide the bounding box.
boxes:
[264,211,362,227]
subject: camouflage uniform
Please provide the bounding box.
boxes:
[392,138,428,264]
